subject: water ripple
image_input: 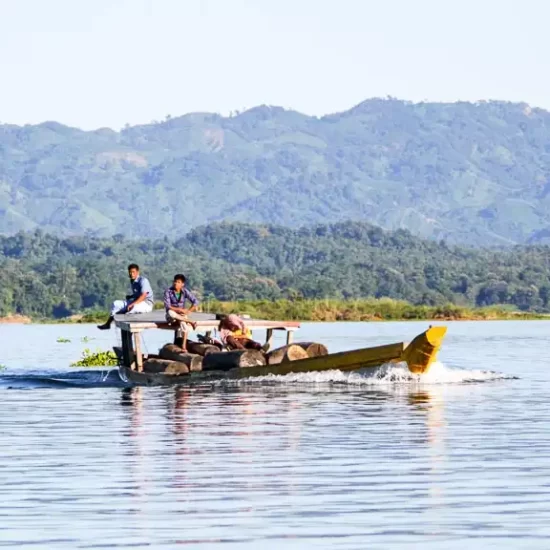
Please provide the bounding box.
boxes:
[1,321,549,548]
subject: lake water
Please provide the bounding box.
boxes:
[1,320,549,549]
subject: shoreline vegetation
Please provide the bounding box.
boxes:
[2,298,549,324]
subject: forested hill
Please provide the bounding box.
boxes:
[1,221,549,318]
[2,99,550,246]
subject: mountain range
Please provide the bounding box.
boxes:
[2,98,550,246]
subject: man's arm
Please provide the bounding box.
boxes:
[179,289,199,315]
[127,292,147,309]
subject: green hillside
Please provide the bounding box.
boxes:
[2,99,550,245]
[1,221,549,319]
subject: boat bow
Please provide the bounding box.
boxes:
[400,326,447,374]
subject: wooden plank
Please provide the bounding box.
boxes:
[286,330,294,345]
[114,311,216,324]
[114,311,300,336]
[134,333,143,372]
[182,328,188,352]
[115,320,301,333]
[266,329,274,348]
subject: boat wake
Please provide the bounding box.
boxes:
[213,361,516,387]
[0,369,129,389]
[0,362,515,389]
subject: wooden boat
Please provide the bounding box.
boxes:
[113,311,447,387]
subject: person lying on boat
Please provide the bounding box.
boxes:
[218,314,269,352]
[164,274,199,346]
[97,263,154,330]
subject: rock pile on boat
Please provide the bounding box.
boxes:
[142,339,329,375]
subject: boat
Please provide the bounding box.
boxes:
[113,311,447,387]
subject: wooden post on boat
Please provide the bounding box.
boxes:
[266,329,274,349]
[286,330,294,345]
[134,333,143,372]
[182,328,188,353]
[121,330,135,370]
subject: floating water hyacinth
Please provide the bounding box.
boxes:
[71,348,118,367]
[57,337,71,343]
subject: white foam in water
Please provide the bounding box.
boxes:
[215,361,515,387]
[415,361,516,384]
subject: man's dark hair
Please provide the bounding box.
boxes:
[174,274,186,283]
[128,263,140,271]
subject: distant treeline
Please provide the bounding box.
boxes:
[1,221,550,319]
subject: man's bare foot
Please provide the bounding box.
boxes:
[188,321,197,331]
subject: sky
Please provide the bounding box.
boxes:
[0,0,548,130]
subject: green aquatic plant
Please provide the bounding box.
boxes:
[0,364,6,371]
[56,337,71,343]
[71,348,118,367]
[80,336,94,343]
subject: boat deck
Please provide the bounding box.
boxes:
[114,310,301,334]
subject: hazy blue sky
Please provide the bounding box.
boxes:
[0,0,547,129]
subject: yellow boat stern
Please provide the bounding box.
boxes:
[401,325,447,374]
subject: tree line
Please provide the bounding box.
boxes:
[1,221,549,319]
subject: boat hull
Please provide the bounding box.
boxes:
[117,326,447,386]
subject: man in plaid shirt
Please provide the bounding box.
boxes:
[164,274,199,348]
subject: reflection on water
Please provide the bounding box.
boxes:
[1,321,550,548]
[408,389,447,511]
